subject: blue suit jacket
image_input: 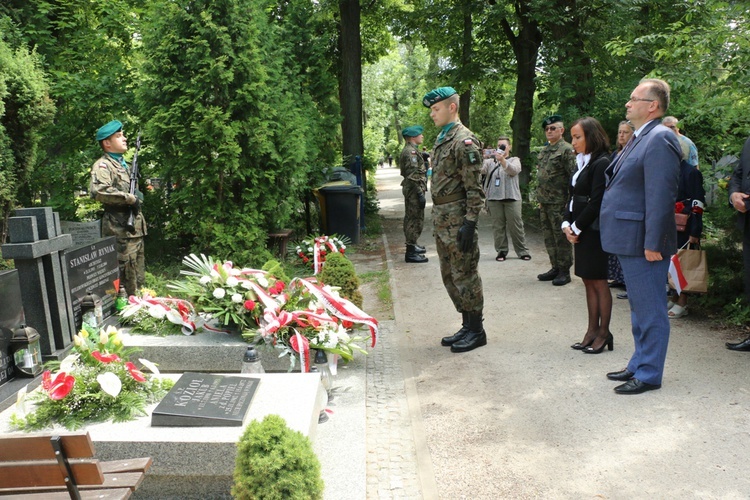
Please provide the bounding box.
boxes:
[600,120,682,257]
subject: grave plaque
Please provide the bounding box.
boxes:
[0,270,26,387]
[151,372,259,427]
[65,237,119,330]
[60,220,102,248]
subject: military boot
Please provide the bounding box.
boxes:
[413,244,426,254]
[405,245,428,263]
[537,267,559,281]
[441,311,469,346]
[552,271,571,286]
[451,311,487,352]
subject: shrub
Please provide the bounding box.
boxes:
[232,414,323,500]
[316,251,363,309]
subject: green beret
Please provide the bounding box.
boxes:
[96,120,123,141]
[402,125,424,138]
[423,87,457,107]
[541,115,563,129]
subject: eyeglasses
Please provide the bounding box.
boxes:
[628,97,655,103]
[545,126,560,132]
[665,125,677,130]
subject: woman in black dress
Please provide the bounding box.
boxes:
[562,117,613,353]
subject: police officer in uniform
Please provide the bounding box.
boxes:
[89,120,147,296]
[536,115,576,286]
[399,125,429,263]
[423,87,487,353]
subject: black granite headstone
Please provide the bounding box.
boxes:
[60,220,103,248]
[65,237,119,330]
[0,270,26,387]
[151,373,260,427]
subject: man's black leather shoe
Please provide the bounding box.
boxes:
[606,369,634,381]
[537,268,559,281]
[552,272,571,286]
[614,378,661,394]
[451,330,487,352]
[413,244,426,254]
[726,336,750,351]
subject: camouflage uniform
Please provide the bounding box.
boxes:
[90,154,147,296]
[399,141,427,245]
[537,140,575,272]
[431,123,485,313]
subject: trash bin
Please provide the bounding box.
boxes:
[314,182,363,244]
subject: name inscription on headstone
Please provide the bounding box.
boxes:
[152,372,260,427]
[64,237,119,330]
[60,220,102,248]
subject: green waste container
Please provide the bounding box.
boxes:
[314,182,363,244]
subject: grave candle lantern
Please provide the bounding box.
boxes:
[81,292,103,328]
[314,349,333,403]
[10,324,43,377]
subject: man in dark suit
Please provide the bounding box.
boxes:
[726,136,750,351]
[599,78,682,394]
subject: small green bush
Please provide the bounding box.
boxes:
[262,259,290,283]
[316,251,363,309]
[232,414,323,500]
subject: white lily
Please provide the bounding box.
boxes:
[139,358,161,375]
[60,353,80,373]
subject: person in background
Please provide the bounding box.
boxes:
[481,136,530,261]
[600,78,681,394]
[662,116,699,169]
[563,117,612,353]
[89,120,147,296]
[725,136,750,351]
[608,121,635,299]
[667,159,705,318]
[536,115,576,286]
[399,125,429,263]
[423,86,487,353]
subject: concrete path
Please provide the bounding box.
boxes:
[348,165,750,499]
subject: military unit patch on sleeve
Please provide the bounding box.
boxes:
[464,139,474,146]
[99,163,107,168]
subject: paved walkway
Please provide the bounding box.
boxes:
[345,165,750,500]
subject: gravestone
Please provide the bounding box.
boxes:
[1,208,74,360]
[0,270,25,388]
[151,372,260,427]
[60,220,102,248]
[65,237,119,330]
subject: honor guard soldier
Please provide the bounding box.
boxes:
[399,125,429,263]
[423,87,487,353]
[536,114,576,286]
[89,120,147,296]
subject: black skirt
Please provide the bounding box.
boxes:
[574,229,609,280]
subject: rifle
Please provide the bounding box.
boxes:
[125,131,142,234]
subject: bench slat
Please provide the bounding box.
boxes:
[0,460,103,488]
[0,487,132,499]
[0,433,95,461]
[99,457,152,474]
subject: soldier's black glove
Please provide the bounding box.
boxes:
[456,218,476,252]
[418,191,426,209]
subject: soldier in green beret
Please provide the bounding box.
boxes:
[89,120,147,296]
[536,115,576,286]
[399,125,429,263]
[423,86,487,353]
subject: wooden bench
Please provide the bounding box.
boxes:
[0,432,152,499]
[267,229,294,258]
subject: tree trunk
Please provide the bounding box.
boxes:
[503,1,542,187]
[338,0,364,161]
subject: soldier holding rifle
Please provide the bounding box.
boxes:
[89,120,147,296]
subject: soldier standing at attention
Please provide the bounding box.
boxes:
[89,120,147,296]
[399,125,429,263]
[423,87,487,353]
[536,115,576,286]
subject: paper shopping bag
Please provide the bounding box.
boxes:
[668,245,708,294]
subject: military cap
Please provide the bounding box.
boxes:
[423,87,457,107]
[541,115,563,129]
[96,120,123,141]
[402,125,424,138]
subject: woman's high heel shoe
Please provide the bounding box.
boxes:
[583,333,613,354]
[571,338,594,350]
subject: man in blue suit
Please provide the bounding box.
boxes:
[599,78,682,394]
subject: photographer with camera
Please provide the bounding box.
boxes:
[481,137,530,262]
